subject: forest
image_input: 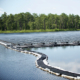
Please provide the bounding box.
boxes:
[0,12,80,31]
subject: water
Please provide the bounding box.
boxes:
[0,45,66,80]
[0,31,80,44]
[31,46,80,74]
[0,31,80,80]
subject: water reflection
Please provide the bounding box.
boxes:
[49,61,80,74]
[0,45,67,80]
[32,46,80,74]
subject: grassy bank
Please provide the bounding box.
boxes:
[0,29,80,33]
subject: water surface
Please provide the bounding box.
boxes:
[0,45,67,80]
[0,31,80,44]
[0,31,80,80]
[32,46,80,74]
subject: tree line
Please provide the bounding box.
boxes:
[0,12,80,31]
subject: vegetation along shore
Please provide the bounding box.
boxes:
[0,12,80,33]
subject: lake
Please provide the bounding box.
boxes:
[0,31,80,80]
[31,46,80,74]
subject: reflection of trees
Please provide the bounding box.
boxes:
[62,46,67,49]
[23,48,32,51]
[49,47,54,49]
[22,46,76,51]
[27,48,32,51]
[41,47,46,49]
[33,48,38,50]
[23,46,76,51]
[61,46,75,49]
[70,46,75,48]
[34,47,55,50]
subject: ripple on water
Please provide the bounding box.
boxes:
[0,45,67,80]
[0,31,80,44]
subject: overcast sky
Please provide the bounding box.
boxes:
[0,0,80,16]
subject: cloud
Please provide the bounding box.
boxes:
[49,60,80,74]
[41,0,46,2]
[0,10,4,14]
[0,8,3,11]
[0,8,4,14]
[53,7,56,10]
[27,8,32,12]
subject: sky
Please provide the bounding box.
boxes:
[0,0,80,16]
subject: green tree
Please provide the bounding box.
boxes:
[0,12,80,31]
[60,13,68,29]
[6,14,14,30]
[39,14,47,29]
[0,17,3,30]
[1,12,7,30]
[68,14,75,29]
[75,15,79,29]
[47,13,55,29]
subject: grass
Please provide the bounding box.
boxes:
[0,29,80,33]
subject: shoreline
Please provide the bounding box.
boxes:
[0,29,80,33]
